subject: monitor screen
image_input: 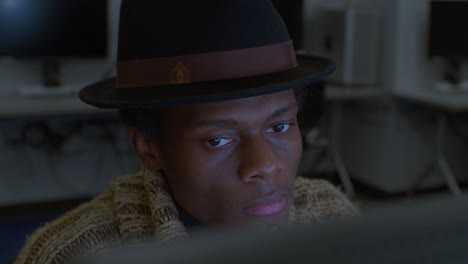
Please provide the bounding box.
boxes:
[429,1,468,58]
[0,0,108,58]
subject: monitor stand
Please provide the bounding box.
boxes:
[41,59,62,87]
[18,60,75,97]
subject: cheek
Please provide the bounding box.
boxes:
[277,128,303,170]
[281,130,303,190]
[292,131,303,166]
[160,140,240,222]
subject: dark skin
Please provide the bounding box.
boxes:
[130,89,302,228]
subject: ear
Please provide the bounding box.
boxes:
[128,128,163,171]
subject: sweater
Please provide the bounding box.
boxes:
[14,168,357,264]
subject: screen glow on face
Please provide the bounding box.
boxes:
[152,89,303,226]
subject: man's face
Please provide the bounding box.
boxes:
[156,89,302,227]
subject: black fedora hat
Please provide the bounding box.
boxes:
[79,0,335,109]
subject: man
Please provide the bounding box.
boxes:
[15,0,357,263]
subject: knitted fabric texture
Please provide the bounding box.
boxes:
[15,169,357,264]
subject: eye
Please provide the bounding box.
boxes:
[205,137,235,148]
[267,123,292,133]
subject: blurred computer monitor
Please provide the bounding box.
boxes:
[0,0,108,58]
[80,197,468,264]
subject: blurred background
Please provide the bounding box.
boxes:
[1,0,468,263]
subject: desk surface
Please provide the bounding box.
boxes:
[393,89,468,113]
[0,94,112,118]
[4,86,435,118]
[0,86,387,118]
[325,85,387,101]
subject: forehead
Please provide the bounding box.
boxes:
[161,89,297,123]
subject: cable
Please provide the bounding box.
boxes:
[0,124,35,200]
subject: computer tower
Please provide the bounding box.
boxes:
[308,9,380,86]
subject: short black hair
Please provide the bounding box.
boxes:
[120,107,162,142]
[120,84,324,142]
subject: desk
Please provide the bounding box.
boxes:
[325,86,386,100]
[393,89,468,198]
[0,94,112,119]
[323,86,387,198]
[392,89,468,113]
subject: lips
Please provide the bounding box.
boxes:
[243,193,287,216]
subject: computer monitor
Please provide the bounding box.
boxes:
[428,1,468,59]
[81,197,468,264]
[428,1,468,85]
[0,0,108,58]
[0,0,108,87]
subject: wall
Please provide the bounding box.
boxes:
[392,0,442,91]
[304,0,466,90]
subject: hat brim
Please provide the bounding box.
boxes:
[79,54,335,109]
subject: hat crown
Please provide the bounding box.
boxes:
[117,0,291,61]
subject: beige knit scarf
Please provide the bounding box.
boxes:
[112,168,189,243]
[15,168,357,264]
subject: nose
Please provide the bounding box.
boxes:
[238,136,282,183]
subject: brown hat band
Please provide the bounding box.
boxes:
[116,41,297,88]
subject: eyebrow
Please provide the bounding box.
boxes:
[271,103,297,119]
[195,103,298,128]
